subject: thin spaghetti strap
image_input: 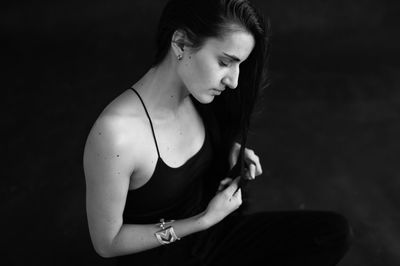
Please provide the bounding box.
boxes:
[130,87,161,158]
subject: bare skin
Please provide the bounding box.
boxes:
[83,28,262,258]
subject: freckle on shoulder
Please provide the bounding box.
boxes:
[87,91,145,155]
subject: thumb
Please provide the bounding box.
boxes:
[224,176,241,196]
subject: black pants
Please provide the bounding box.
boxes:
[117,210,352,266]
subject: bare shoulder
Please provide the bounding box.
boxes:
[83,89,148,182]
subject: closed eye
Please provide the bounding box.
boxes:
[219,60,229,67]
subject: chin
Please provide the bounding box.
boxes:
[191,93,215,104]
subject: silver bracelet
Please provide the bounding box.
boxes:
[154,219,181,245]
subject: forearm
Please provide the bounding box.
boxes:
[103,211,211,257]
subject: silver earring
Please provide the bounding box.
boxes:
[177,54,183,60]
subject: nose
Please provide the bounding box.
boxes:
[222,66,239,89]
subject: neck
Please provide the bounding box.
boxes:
[132,54,190,118]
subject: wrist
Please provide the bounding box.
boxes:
[198,211,214,230]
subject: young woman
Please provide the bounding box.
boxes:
[83,0,352,265]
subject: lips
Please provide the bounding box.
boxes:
[212,89,222,95]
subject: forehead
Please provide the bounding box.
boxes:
[200,30,255,61]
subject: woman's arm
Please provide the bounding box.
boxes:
[84,115,241,258]
[106,213,208,257]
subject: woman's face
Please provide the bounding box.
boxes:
[177,29,255,104]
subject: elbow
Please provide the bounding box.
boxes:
[95,245,115,258]
[88,226,121,258]
[96,248,111,258]
[88,225,122,258]
[93,241,117,258]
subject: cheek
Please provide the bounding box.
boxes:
[189,55,218,86]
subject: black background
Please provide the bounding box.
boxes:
[3,0,400,265]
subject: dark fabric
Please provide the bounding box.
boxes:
[117,210,352,266]
[122,89,214,224]
[122,128,213,223]
[118,90,351,265]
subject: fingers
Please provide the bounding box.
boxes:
[244,148,262,177]
[229,186,242,207]
[228,143,263,178]
[218,178,233,191]
[233,188,242,202]
[228,188,242,207]
[228,142,241,169]
[220,178,233,186]
[248,163,256,179]
[223,176,240,196]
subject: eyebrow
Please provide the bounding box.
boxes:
[222,53,241,62]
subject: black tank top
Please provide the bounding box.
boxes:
[122,88,214,224]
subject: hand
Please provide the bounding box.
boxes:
[229,142,262,180]
[217,177,233,192]
[203,177,242,226]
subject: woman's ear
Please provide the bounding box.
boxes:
[171,29,187,57]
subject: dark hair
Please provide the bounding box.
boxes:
[153,0,271,182]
